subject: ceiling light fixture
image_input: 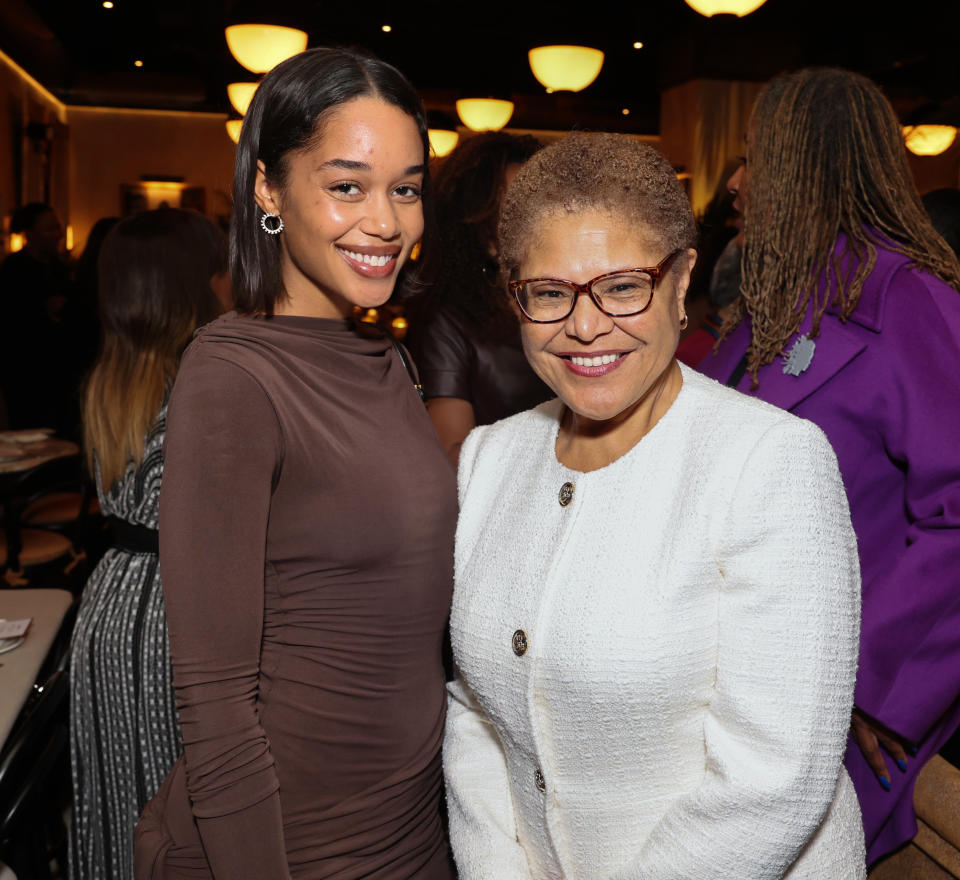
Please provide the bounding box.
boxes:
[225,24,308,74]
[428,129,459,158]
[633,41,644,49]
[382,24,392,32]
[903,125,958,157]
[683,0,767,16]
[226,120,244,144]
[528,45,604,92]
[102,1,114,8]
[455,99,514,132]
[134,59,143,68]
[227,82,259,116]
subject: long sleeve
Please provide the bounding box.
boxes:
[852,270,960,742]
[444,675,535,879]
[613,419,862,880]
[159,347,290,880]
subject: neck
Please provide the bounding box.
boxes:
[555,359,683,472]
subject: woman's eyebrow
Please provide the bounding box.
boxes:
[317,159,425,176]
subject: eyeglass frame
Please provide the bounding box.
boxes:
[508,249,684,324]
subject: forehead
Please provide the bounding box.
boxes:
[520,209,664,279]
[303,96,423,167]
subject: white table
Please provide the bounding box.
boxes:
[0,588,73,751]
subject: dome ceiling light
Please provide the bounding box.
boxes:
[528,45,604,93]
[227,82,259,116]
[225,24,308,74]
[683,0,768,16]
[428,129,459,158]
[455,99,514,132]
[903,125,958,156]
[226,119,244,144]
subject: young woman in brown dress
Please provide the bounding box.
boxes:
[134,48,457,880]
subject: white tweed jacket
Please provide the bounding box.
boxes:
[445,364,866,880]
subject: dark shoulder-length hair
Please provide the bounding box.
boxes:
[84,208,226,488]
[231,47,430,315]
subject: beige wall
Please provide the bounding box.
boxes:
[67,107,235,254]
[0,51,68,249]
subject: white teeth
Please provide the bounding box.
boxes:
[570,354,621,367]
[341,249,395,267]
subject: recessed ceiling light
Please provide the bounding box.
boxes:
[102,1,114,7]
[622,108,630,115]
[134,59,143,67]
[633,41,644,49]
[382,24,392,32]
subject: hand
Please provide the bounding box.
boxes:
[850,708,912,791]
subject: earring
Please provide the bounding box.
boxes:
[679,314,689,330]
[260,212,283,235]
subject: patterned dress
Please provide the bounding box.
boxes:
[69,404,181,880]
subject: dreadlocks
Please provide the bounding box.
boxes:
[730,67,960,386]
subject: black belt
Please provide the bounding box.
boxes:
[108,517,159,555]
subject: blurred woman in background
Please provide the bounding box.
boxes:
[407,132,551,463]
[699,67,960,867]
[70,207,228,880]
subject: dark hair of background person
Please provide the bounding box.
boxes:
[412,132,541,333]
[685,161,740,306]
[10,201,55,235]
[231,46,430,316]
[83,208,226,489]
[922,188,960,260]
[725,67,960,384]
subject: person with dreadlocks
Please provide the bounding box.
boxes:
[406,132,552,464]
[698,67,960,867]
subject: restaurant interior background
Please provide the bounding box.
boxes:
[0,0,958,260]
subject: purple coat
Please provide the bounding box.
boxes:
[698,238,960,866]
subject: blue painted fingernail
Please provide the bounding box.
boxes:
[896,759,907,772]
[880,776,891,791]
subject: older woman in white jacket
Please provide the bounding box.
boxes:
[443,133,866,880]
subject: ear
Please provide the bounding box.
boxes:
[254,160,282,216]
[674,248,698,313]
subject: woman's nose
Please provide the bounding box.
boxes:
[363,194,400,239]
[565,290,613,342]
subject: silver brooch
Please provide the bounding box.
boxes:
[782,334,816,377]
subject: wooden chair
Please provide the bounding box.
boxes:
[869,756,960,879]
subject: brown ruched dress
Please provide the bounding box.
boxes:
[134,313,457,880]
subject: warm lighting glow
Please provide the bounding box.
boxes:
[102,1,114,8]
[410,242,421,261]
[622,108,630,116]
[903,125,958,156]
[361,308,379,323]
[225,24,308,74]
[134,59,143,67]
[9,233,24,253]
[391,316,408,331]
[633,41,644,49]
[683,0,767,16]
[528,46,604,93]
[456,99,514,132]
[226,119,244,143]
[382,24,392,32]
[228,82,259,116]
[66,226,74,251]
[428,129,459,157]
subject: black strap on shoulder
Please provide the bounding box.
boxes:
[726,354,749,389]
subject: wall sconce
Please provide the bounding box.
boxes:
[228,82,259,116]
[683,0,767,15]
[903,125,958,157]
[226,120,244,144]
[225,24,308,74]
[428,129,459,158]
[528,46,604,92]
[456,99,514,132]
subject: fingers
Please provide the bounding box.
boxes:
[875,729,910,773]
[851,714,892,790]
